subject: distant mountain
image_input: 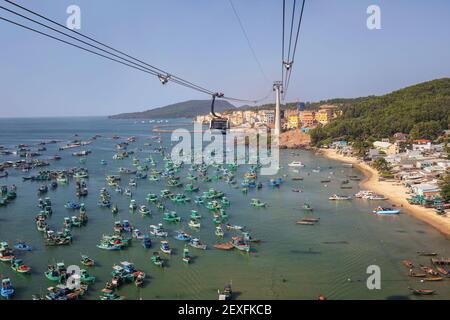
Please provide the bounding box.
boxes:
[109,99,236,119]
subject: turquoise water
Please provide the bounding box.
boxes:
[0,117,450,300]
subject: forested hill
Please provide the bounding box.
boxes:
[310,78,450,145]
[109,99,236,119]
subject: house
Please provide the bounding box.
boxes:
[299,111,316,127]
[288,115,299,129]
[314,109,332,125]
[411,183,441,197]
[393,132,409,142]
[368,149,382,160]
[373,141,399,155]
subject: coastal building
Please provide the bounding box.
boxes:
[299,110,316,127]
[288,115,299,129]
[315,109,333,125]
[411,183,441,197]
[373,141,399,155]
[262,110,275,125]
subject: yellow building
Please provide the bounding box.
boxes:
[288,115,299,129]
[315,109,332,125]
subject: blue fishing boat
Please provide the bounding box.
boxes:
[14,241,32,251]
[174,230,192,241]
[65,201,81,210]
[373,207,400,215]
[142,235,152,248]
[1,278,15,299]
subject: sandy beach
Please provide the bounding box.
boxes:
[320,148,450,238]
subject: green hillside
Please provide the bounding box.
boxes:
[109,99,235,119]
[310,78,450,145]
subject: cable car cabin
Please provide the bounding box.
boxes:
[209,118,229,134]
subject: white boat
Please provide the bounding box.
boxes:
[288,161,305,167]
[329,194,351,201]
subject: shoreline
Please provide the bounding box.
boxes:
[319,148,450,239]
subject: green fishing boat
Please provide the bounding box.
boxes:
[163,211,181,222]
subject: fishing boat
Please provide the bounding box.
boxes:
[190,210,201,219]
[1,278,15,299]
[329,194,351,201]
[230,237,250,252]
[38,185,48,194]
[129,200,137,211]
[64,201,81,210]
[81,255,94,267]
[242,232,260,243]
[218,283,232,300]
[174,230,192,241]
[80,269,96,284]
[424,276,443,281]
[142,235,152,249]
[139,205,151,216]
[251,198,267,207]
[226,223,245,231]
[14,241,32,251]
[0,242,14,262]
[215,225,224,237]
[373,207,400,215]
[11,259,31,273]
[182,246,191,263]
[97,241,122,251]
[160,240,172,254]
[288,161,305,167]
[150,224,168,237]
[188,219,201,229]
[163,211,181,222]
[417,252,438,256]
[194,196,204,205]
[184,184,199,192]
[189,238,207,250]
[132,229,145,239]
[145,193,158,203]
[151,252,163,267]
[214,242,234,250]
[296,221,315,225]
[45,262,67,282]
[100,292,126,301]
[122,220,133,232]
[402,260,414,268]
[409,287,435,296]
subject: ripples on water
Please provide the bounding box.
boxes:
[0,117,449,300]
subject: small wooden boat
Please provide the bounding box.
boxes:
[417,252,438,257]
[431,257,450,265]
[296,221,315,225]
[409,287,435,296]
[81,255,95,266]
[214,242,234,250]
[402,260,414,268]
[423,276,443,281]
[409,270,427,278]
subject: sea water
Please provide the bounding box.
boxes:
[0,117,449,300]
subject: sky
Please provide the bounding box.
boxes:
[0,0,449,117]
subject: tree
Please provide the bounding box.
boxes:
[438,174,450,202]
[372,157,391,173]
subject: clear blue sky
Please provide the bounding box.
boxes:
[1,0,449,117]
